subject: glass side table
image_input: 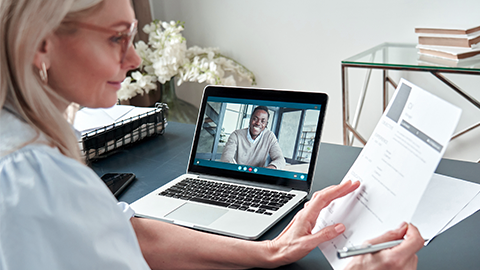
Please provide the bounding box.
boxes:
[342,42,480,146]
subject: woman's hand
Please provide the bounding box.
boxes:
[265,180,360,267]
[132,181,360,270]
[345,222,424,270]
[132,180,423,270]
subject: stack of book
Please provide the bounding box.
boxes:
[415,25,480,67]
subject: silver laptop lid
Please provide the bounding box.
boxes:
[187,86,328,193]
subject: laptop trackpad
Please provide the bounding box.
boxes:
[166,203,228,226]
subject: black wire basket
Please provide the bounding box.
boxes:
[80,103,168,162]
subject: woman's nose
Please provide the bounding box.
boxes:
[123,44,142,70]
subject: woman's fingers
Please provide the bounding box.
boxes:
[306,180,360,217]
[311,223,346,243]
[365,222,409,245]
[389,223,424,258]
[345,224,424,270]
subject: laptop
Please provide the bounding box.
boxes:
[131,85,328,240]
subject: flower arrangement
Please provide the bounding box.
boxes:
[117,20,256,101]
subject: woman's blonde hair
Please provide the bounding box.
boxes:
[0,0,103,162]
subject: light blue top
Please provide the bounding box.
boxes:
[0,108,150,269]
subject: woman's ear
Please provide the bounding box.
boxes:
[33,36,53,71]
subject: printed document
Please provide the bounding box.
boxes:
[312,79,461,270]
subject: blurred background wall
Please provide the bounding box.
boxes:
[147,0,480,162]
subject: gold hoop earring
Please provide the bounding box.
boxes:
[39,62,48,83]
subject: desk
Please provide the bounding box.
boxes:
[91,122,480,270]
[342,43,480,147]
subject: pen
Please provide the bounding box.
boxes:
[337,239,404,259]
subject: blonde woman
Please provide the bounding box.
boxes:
[0,0,424,269]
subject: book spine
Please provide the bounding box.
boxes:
[415,26,480,35]
[470,35,480,47]
[419,48,480,60]
[418,36,480,48]
[418,49,457,60]
[415,28,466,35]
[466,25,480,34]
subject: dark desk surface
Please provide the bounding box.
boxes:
[91,122,480,270]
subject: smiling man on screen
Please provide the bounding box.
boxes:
[220,106,285,169]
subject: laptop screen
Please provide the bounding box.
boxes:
[188,86,328,192]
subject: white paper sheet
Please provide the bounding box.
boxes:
[411,173,480,245]
[73,106,118,134]
[73,105,155,134]
[439,191,480,234]
[312,79,461,270]
[117,107,155,122]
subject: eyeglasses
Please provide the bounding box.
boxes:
[63,20,138,63]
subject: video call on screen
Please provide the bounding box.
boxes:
[193,97,322,181]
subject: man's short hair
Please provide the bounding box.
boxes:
[252,106,270,119]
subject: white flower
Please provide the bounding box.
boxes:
[117,20,256,101]
[132,71,157,91]
[117,77,139,101]
[117,72,158,101]
[142,23,155,34]
[221,75,237,86]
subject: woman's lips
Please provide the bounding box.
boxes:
[107,81,122,90]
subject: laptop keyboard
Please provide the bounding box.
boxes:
[158,178,296,215]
